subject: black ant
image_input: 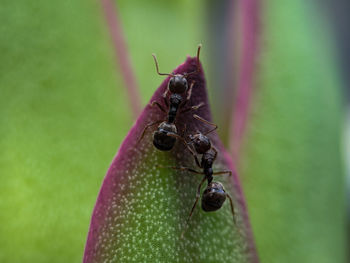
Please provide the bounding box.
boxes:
[160,115,236,236]
[138,44,205,151]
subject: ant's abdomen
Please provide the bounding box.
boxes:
[153,131,176,151]
[153,122,177,151]
[201,182,226,212]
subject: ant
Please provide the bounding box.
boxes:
[138,44,205,151]
[160,115,236,236]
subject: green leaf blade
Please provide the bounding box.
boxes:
[84,57,258,262]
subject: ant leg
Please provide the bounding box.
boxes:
[162,89,169,108]
[181,174,206,238]
[137,120,163,143]
[152,54,174,77]
[193,114,218,135]
[179,124,202,167]
[212,170,232,176]
[167,132,201,168]
[188,175,206,219]
[181,81,195,108]
[180,102,205,114]
[162,88,168,98]
[212,146,218,163]
[150,100,166,113]
[226,193,236,224]
[186,81,195,101]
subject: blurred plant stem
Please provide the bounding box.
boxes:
[101,0,142,118]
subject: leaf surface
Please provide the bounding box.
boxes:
[84,57,258,262]
[0,1,209,261]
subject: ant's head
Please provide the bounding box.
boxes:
[189,133,211,154]
[201,182,226,212]
[168,74,188,94]
[152,44,202,94]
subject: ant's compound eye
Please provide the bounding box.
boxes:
[169,78,175,87]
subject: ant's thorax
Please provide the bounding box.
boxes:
[201,151,215,182]
[167,93,183,123]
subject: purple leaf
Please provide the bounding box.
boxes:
[84,57,258,262]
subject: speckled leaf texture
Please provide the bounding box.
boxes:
[238,0,347,262]
[84,58,258,263]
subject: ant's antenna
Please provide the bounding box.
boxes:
[152,54,174,77]
[185,44,202,77]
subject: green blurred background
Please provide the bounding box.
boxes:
[0,0,348,262]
